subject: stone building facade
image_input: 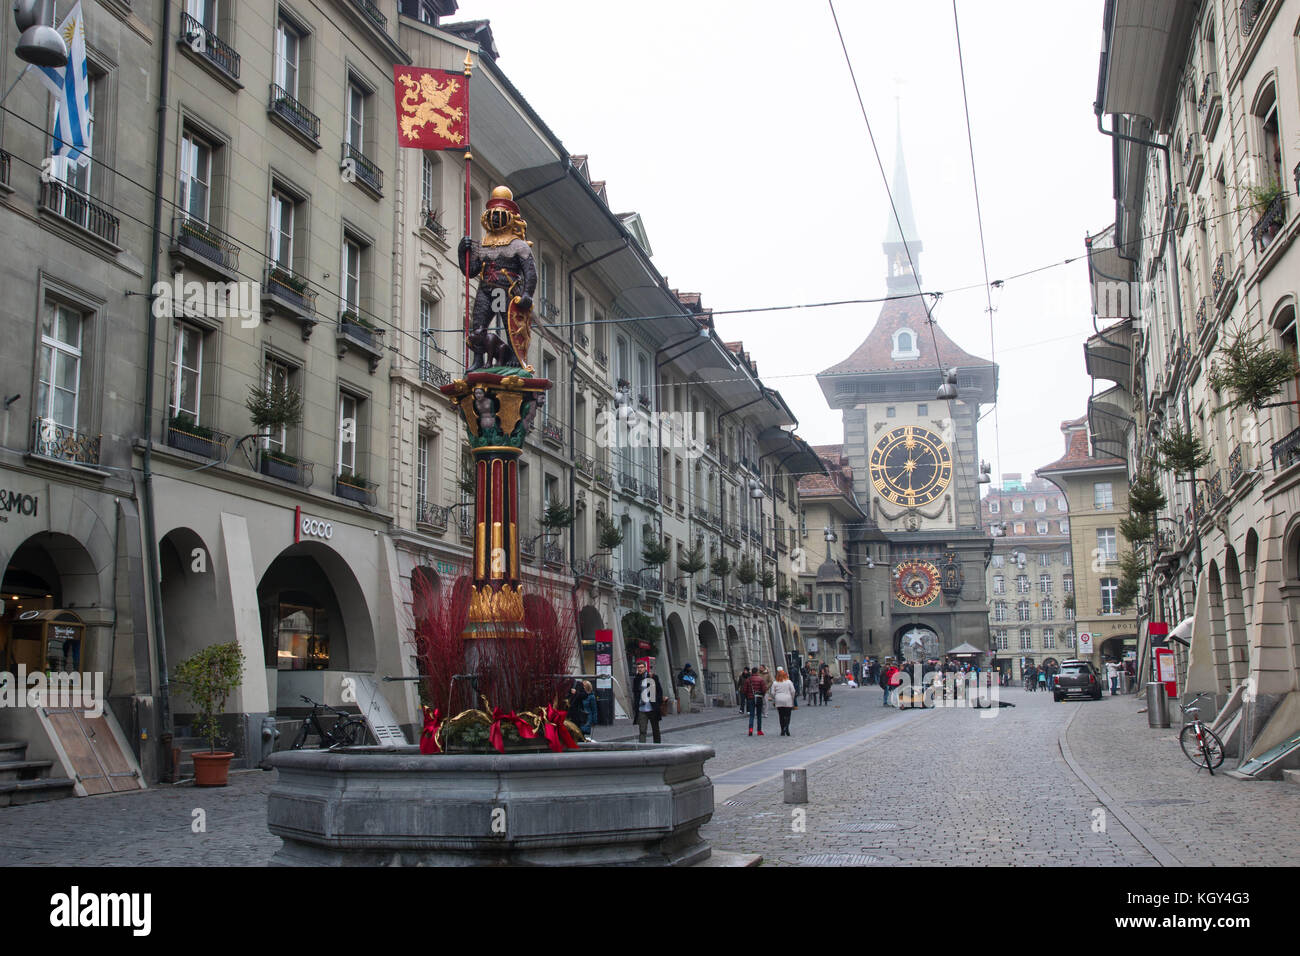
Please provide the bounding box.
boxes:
[981,475,1077,680]
[1091,0,1300,766]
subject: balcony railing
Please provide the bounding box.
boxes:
[576,331,589,350]
[180,12,240,81]
[1195,297,1207,338]
[641,483,659,505]
[165,421,230,460]
[172,215,239,273]
[38,179,120,246]
[421,208,447,240]
[268,84,320,143]
[619,472,639,496]
[350,0,387,30]
[1251,192,1287,253]
[594,348,608,368]
[1207,470,1224,508]
[520,537,537,561]
[31,418,100,466]
[1212,251,1232,305]
[335,473,377,505]
[341,141,383,195]
[541,419,564,447]
[0,148,10,188]
[458,510,474,539]
[1272,424,1300,469]
[338,311,385,349]
[419,359,451,388]
[594,461,612,486]
[1229,443,1244,485]
[263,262,317,316]
[575,453,595,478]
[1241,0,1263,37]
[258,450,313,488]
[1198,72,1222,139]
[575,556,607,580]
[543,544,565,567]
[415,498,451,532]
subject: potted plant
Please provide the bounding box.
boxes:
[267,264,309,305]
[174,641,245,787]
[1207,327,1300,413]
[336,469,371,503]
[247,373,303,480]
[166,412,220,458]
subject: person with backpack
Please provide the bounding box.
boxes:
[745,667,768,736]
[881,661,898,707]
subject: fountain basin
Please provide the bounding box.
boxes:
[266,742,715,866]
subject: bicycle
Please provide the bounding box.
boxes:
[291,696,370,750]
[1178,691,1225,774]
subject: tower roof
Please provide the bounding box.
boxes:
[818,295,993,377]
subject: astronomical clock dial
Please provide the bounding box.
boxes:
[869,426,953,508]
[895,560,942,609]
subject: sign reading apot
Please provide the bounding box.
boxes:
[294,506,334,543]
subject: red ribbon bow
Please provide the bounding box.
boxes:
[488,707,536,754]
[419,707,443,755]
[541,705,578,753]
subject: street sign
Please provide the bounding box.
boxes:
[1077,632,1094,655]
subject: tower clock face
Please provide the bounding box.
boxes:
[870,426,953,507]
[895,560,942,608]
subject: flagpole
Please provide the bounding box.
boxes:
[462,51,474,372]
[0,65,33,108]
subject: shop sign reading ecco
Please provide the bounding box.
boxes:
[294,506,333,542]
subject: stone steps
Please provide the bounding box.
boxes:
[0,740,74,806]
[0,759,56,783]
[1284,769,1300,786]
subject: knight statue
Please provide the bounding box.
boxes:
[458,185,537,371]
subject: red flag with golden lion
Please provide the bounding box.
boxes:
[393,66,468,150]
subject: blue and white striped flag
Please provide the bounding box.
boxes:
[33,2,91,168]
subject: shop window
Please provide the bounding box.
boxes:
[274,601,329,670]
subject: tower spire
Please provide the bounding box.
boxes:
[883,103,923,293]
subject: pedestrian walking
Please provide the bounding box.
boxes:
[580,680,597,740]
[736,667,750,713]
[769,668,797,736]
[881,661,898,706]
[819,664,833,705]
[632,660,665,743]
[1105,660,1121,695]
[745,667,768,736]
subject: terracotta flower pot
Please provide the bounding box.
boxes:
[192,751,234,787]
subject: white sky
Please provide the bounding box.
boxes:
[451,0,1116,481]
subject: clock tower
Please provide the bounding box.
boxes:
[817,121,998,665]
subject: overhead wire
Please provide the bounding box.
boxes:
[827,0,977,510]
[952,0,1003,490]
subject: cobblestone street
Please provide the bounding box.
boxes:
[1,683,1298,866]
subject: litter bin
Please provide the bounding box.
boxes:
[1145,681,1170,728]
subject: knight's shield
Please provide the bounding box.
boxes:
[507,297,533,365]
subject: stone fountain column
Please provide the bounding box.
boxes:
[441,372,553,686]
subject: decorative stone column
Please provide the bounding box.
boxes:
[441,371,551,639]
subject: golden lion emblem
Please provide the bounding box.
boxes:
[396,72,465,143]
